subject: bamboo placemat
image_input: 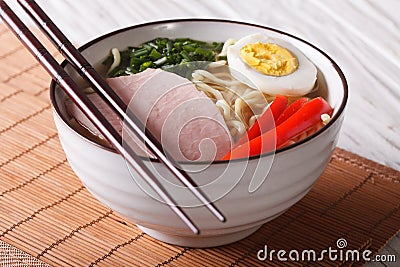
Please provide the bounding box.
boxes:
[0,24,399,266]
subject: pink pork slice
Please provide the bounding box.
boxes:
[67,68,232,162]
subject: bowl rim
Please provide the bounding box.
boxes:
[50,18,348,165]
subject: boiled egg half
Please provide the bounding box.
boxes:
[227,34,317,96]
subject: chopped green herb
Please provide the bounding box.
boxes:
[105,37,224,78]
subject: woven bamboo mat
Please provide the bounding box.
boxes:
[0,24,399,266]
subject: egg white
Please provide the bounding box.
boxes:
[227,34,317,96]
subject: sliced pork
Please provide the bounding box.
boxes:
[66,68,232,161]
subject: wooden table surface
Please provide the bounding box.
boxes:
[3,0,400,266]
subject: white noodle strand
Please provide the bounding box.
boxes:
[208,60,227,68]
[226,120,246,136]
[216,100,232,120]
[195,82,225,101]
[192,68,271,139]
[218,38,236,57]
[193,69,242,86]
[107,48,121,74]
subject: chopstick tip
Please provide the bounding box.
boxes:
[206,203,226,222]
[188,223,200,235]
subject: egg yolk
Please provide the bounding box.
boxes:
[240,42,299,76]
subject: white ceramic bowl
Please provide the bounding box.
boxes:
[50,19,348,247]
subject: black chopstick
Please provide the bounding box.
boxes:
[0,0,201,234]
[17,0,226,223]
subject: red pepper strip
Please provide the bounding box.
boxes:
[236,95,288,146]
[222,97,333,160]
[276,97,309,126]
